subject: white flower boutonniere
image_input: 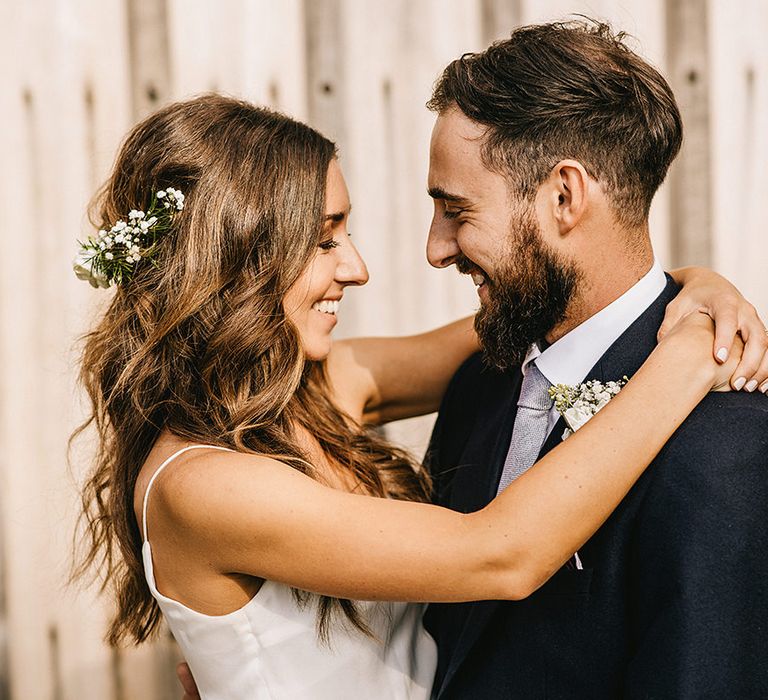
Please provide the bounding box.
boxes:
[549,377,629,439]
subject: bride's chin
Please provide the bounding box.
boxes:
[302,337,333,362]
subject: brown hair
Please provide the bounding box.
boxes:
[73,94,430,645]
[428,19,683,228]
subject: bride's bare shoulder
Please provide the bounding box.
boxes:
[134,434,288,537]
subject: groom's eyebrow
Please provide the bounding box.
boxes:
[427,186,470,204]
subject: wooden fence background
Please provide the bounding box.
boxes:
[1,0,765,697]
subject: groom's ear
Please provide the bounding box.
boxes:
[548,160,591,235]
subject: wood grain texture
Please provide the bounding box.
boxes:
[0,2,765,697]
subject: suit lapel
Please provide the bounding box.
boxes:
[446,368,523,515]
[437,277,681,698]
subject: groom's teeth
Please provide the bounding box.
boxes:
[312,300,340,315]
[471,272,486,286]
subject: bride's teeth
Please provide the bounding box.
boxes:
[312,300,340,315]
[471,272,485,286]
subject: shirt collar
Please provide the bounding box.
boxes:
[523,258,666,386]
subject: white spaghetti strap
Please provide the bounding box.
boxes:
[141,444,234,543]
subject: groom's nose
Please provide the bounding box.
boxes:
[427,218,461,269]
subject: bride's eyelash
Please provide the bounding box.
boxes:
[318,239,340,250]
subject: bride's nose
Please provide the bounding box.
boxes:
[336,239,369,287]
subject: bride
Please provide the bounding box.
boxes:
[73,95,767,700]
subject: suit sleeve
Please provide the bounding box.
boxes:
[625,397,768,698]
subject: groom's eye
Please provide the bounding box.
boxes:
[443,208,463,220]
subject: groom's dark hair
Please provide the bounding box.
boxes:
[428,18,682,229]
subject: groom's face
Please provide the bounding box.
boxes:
[427,108,580,369]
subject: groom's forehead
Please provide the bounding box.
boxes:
[428,111,510,203]
[429,111,495,186]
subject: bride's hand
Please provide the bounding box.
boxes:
[659,310,745,392]
[659,267,768,392]
[177,662,200,699]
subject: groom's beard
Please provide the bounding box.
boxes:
[461,212,581,371]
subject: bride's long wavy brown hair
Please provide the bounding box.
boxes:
[73,94,431,646]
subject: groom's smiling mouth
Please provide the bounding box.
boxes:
[455,254,490,299]
[471,271,486,288]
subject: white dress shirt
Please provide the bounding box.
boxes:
[523,258,667,435]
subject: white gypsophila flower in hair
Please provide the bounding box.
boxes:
[73,186,184,288]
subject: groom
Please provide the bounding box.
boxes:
[422,20,768,699]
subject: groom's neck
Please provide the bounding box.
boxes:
[545,236,654,344]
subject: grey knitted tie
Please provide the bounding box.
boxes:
[497,362,553,494]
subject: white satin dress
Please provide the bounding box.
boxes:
[141,445,437,699]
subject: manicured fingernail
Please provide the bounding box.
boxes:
[761,382,768,394]
[716,347,729,362]
[733,377,747,391]
[745,379,759,392]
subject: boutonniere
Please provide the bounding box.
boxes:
[548,377,628,439]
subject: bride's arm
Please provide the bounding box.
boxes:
[156,314,736,602]
[327,268,768,426]
[326,316,477,425]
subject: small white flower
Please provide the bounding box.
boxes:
[563,404,594,433]
[550,376,628,440]
[75,184,183,289]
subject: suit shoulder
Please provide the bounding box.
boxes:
[649,392,768,489]
[665,392,768,456]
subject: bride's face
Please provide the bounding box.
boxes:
[283,160,368,361]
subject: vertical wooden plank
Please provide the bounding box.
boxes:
[304,0,347,145]
[0,8,16,692]
[0,490,8,700]
[480,0,521,43]
[127,0,172,119]
[242,0,308,117]
[708,0,768,313]
[666,0,712,267]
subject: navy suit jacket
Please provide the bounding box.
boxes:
[424,278,768,699]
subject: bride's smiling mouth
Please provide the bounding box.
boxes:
[311,299,340,315]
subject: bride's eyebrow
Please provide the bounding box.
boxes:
[324,205,352,223]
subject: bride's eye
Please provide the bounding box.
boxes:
[318,239,340,251]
